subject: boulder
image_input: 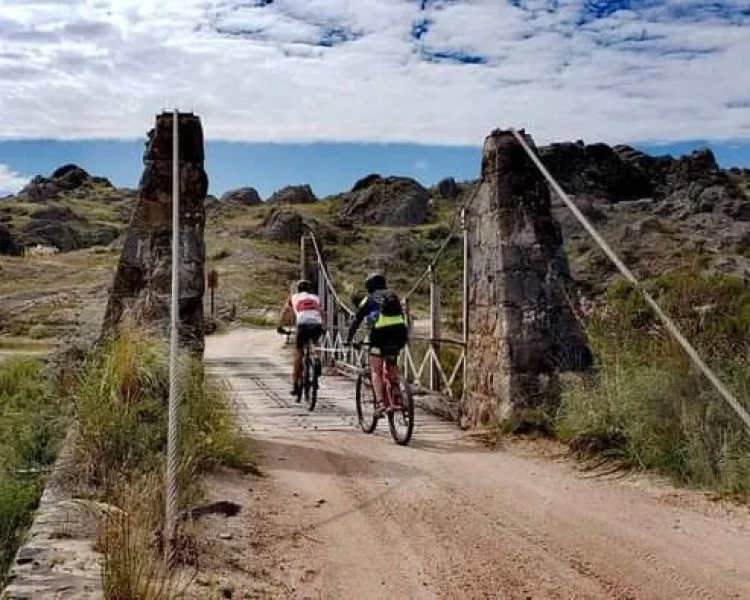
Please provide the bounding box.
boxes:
[351,173,382,193]
[30,206,79,222]
[19,221,80,252]
[0,224,17,255]
[436,177,460,199]
[54,166,91,191]
[219,187,262,206]
[262,209,305,243]
[18,176,59,201]
[339,176,429,226]
[267,184,316,205]
[91,176,114,188]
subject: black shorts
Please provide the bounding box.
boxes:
[369,323,408,357]
[296,323,323,350]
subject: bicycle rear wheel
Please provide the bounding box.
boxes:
[305,353,318,412]
[355,372,378,434]
[387,377,414,446]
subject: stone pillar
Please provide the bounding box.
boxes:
[102,112,208,357]
[463,129,591,427]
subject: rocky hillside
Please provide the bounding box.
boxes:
[0,145,748,342]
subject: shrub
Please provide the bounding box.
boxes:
[558,271,750,499]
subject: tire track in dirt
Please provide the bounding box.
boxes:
[201,328,750,600]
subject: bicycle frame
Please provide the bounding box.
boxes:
[353,341,414,445]
[277,327,322,411]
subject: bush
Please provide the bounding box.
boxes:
[0,359,68,582]
[558,271,750,499]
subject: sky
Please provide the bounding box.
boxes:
[1,0,749,197]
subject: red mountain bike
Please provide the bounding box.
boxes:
[352,342,414,446]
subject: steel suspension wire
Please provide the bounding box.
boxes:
[165,109,181,568]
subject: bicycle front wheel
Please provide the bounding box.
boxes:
[388,377,414,446]
[355,373,378,434]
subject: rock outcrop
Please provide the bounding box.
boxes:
[259,208,347,247]
[18,176,59,201]
[262,209,306,244]
[0,223,17,255]
[351,173,382,192]
[339,175,429,226]
[102,112,208,356]
[9,205,120,252]
[659,149,748,219]
[267,184,316,205]
[219,187,262,207]
[436,177,460,199]
[464,129,592,427]
[540,142,747,220]
[539,141,654,202]
[16,164,100,201]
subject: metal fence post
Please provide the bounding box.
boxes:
[300,233,307,280]
[429,264,441,392]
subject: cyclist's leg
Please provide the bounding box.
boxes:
[367,341,386,413]
[292,325,308,393]
[310,324,323,374]
[382,324,408,405]
[369,328,388,412]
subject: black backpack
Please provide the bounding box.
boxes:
[372,289,403,317]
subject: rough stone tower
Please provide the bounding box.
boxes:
[463,129,592,426]
[102,112,208,356]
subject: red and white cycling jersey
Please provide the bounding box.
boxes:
[291,292,323,326]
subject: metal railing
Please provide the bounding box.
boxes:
[301,208,471,402]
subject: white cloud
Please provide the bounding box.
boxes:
[0,164,28,196]
[413,158,429,172]
[0,0,748,145]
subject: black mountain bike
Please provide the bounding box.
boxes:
[277,327,321,411]
[352,342,414,446]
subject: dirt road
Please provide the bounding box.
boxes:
[202,327,750,599]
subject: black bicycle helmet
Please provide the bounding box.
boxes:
[364,272,386,294]
[295,279,312,293]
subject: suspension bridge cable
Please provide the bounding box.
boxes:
[402,180,482,302]
[304,227,355,316]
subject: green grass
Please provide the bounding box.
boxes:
[0,359,68,583]
[240,314,276,328]
[73,327,251,493]
[557,271,750,499]
[67,326,252,597]
[0,337,50,352]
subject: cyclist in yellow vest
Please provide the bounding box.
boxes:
[347,273,408,416]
